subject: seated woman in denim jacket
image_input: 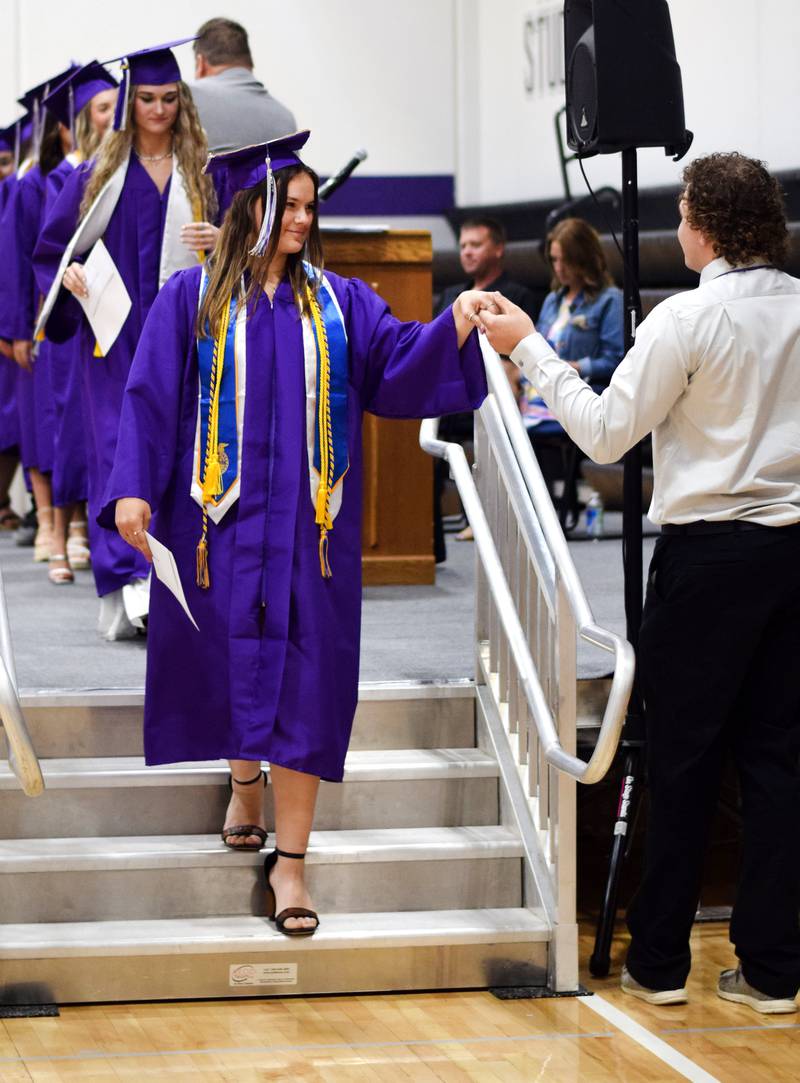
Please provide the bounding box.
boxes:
[519,217,623,513]
[520,218,623,433]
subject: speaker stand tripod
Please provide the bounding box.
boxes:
[589,146,647,978]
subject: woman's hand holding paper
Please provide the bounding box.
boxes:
[63,261,89,299]
[116,497,153,561]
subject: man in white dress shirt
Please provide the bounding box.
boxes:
[479,152,800,1014]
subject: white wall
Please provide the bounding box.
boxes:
[0,0,457,179]
[460,0,800,205]
[2,1,799,208]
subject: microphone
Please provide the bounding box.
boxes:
[318,148,368,201]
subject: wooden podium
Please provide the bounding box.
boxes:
[324,228,436,586]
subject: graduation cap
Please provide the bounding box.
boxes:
[43,61,118,131]
[104,37,195,132]
[203,131,311,256]
[18,63,82,153]
[0,123,16,154]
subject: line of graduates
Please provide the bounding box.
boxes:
[0,42,216,638]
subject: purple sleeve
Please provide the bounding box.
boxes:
[0,171,43,341]
[97,269,198,529]
[32,162,90,342]
[343,276,488,418]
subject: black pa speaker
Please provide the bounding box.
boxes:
[564,0,691,158]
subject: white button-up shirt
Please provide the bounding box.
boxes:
[510,257,800,526]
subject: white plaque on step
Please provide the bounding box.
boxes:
[229,963,298,987]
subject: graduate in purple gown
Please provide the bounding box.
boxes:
[0,121,23,530]
[0,66,79,565]
[37,63,118,583]
[34,39,217,635]
[102,132,493,935]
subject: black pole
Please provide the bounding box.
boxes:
[589,146,647,979]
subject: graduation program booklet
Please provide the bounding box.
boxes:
[144,532,199,631]
[77,239,132,355]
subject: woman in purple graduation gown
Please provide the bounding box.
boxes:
[34,39,217,637]
[0,123,22,531]
[0,67,78,566]
[103,132,492,936]
[39,63,119,584]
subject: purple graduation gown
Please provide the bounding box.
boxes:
[0,166,55,473]
[41,157,87,506]
[0,176,20,454]
[100,267,487,781]
[34,154,187,594]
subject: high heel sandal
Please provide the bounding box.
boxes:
[47,554,74,585]
[33,506,54,563]
[67,521,91,570]
[221,769,268,851]
[263,849,320,937]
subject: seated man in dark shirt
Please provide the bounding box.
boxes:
[434,217,538,553]
[436,216,538,319]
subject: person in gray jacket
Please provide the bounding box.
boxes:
[191,18,296,153]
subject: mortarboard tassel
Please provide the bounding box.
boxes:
[249,157,276,257]
[114,59,130,132]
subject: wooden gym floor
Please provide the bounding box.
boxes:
[0,921,796,1081]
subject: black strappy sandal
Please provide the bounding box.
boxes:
[263,848,320,937]
[221,769,268,851]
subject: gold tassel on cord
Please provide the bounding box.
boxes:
[308,285,335,579]
[318,529,332,579]
[195,299,232,588]
[196,532,210,589]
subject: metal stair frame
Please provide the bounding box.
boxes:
[420,334,635,991]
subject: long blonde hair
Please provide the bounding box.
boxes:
[79,81,214,221]
[197,164,323,340]
[73,103,104,160]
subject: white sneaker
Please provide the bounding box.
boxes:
[97,591,138,642]
[122,574,151,630]
[717,967,798,1015]
[621,965,688,1005]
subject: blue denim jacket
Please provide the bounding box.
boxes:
[537,285,624,390]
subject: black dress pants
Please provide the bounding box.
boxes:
[625,525,800,998]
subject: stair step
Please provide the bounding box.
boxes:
[0,909,550,1003]
[9,680,476,758]
[0,825,523,872]
[0,749,500,838]
[0,827,523,922]
[0,748,498,788]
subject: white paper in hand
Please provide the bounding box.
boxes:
[144,532,199,631]
[77,239,132,355]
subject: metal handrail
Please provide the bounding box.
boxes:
[0,564,44,796]
[420,337,635,784]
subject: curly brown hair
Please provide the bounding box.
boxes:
[546,217,614,297]
[681,153,788,267]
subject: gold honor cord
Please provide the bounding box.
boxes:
[192,197,206,264]
[195,299,232,588]
[307,285,335,578]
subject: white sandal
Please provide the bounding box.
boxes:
[33,506,54,563]
[48,554,74,585]
[67,521,91,569]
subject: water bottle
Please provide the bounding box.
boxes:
[586,491,604,539]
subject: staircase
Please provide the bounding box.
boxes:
[0,682,551,1005]
[0,338,634,1007]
